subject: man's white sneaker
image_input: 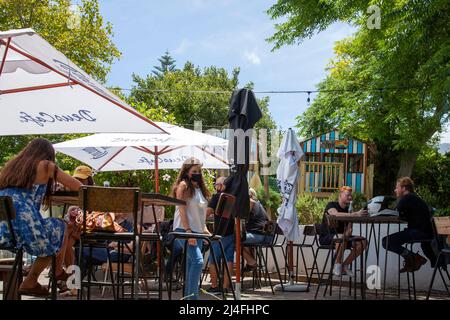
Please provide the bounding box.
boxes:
[333,263,342,276]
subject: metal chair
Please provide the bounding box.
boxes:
[200,193,236,298]
[0,196,58,300]
[241,221,285,294]
[166,232,229,300]
[314,217,366,300]
[77,186,140,300]
[426,216,450,300]
[293,225,321,290]
[0,196,23,300]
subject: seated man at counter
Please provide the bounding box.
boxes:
[318,186,368,276]
[382,177,435,272]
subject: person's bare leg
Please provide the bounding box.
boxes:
[209,263,218,288]
[343,240,367,266]
[64,238,76,268]
[55,225,71,277]
[224,262,233,289]
[20,256,52,289]
[243,247,256,266]
[335,242,345,264]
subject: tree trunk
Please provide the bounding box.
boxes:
[397,149,419,178]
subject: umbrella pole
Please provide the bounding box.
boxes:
[235,217,242,300]
[288,241,295,285]
[153,149,162,297]
[154,147,159,193]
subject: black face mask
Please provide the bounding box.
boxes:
[190,173,202,183]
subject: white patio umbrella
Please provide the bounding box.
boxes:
[54,122,229,192]
[274,128,306,292]
[0,28,165,135]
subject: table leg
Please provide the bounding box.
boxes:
[382,222,390,300]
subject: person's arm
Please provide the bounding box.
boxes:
[47,162,82,191]
[327,208,367,217]
[206,193,218,217]
[206,207,215,217]
[396,198,407,219]
[176,182,190,231]
[203,224,211,236]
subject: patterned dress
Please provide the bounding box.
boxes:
[0,184,65,257]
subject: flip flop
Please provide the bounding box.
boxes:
[57,280,69,293]
[18,283,50,297]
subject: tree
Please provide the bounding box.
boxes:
[267,0,449,187]
[0,0,121,82]
[152,50,177,78]
[131,61,277,131]
[0,0,121,167]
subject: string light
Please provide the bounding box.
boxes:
[114,85,424,95]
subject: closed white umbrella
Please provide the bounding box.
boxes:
[274,128,306,292]
[54,122,229,191]
[0,28,165,135]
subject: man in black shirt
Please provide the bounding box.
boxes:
[382,177,435,272]
[241,188,273,272]
[319,186,368,276]
[205,177,235,294]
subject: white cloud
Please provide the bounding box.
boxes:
[173,38,194,55]
[243,50,261,65]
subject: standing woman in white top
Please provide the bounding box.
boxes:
[171,157,211,300]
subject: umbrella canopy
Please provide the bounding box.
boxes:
[224,88,262,219]
[53,122,229,171]
[276,128,304,242]
[0,28,165,135]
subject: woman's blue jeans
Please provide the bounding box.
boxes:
[174,228,204,300]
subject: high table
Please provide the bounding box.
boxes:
[49,191,185,300]
[326,215,406,299]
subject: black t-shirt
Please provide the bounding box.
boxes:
[397,193,433,235]
[208,192,235,236]
[319,202,349,237]
[245,201,268,234]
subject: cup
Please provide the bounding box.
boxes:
[103,181,110,187]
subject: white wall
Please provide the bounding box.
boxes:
[265,224,447,292]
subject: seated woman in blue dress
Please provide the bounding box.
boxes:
[0,138,82,296]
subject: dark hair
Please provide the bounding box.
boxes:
[171,157,210,200]
[0,138,57,207]
[397,177,415,192]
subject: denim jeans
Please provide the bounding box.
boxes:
[382,228,436,265]
[173,228,204,300]
[242,232,273,246]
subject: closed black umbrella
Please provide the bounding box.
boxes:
[224,88,262,299]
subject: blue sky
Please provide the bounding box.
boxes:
[97,0,449,143]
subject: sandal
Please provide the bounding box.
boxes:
[57,280,69,293]
[60,288,77,298]
[18,283,50,297]
[243,263,257,273]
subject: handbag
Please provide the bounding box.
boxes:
[76,211,125,233]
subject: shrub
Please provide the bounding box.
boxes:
[296,193,328,225]
[256,187,281,217]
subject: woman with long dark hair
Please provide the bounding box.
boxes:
[171,157,211,300]
[0,138,82,296]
